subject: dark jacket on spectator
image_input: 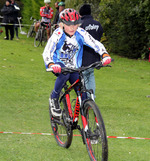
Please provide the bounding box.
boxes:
[53,7,59,25]
[1,4,14,24]
[81,15,103,66]
[11,1,20,23]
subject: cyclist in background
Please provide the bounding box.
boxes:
[35,0,53,40]
[42,8,111,117]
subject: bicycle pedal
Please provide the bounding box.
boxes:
[90,140,99,144]
[53,116,61,121]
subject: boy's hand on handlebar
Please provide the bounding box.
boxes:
[102,53,111,66]
[51,64,61,73]
[102,57,111,65]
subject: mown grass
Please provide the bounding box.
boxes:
[0,31,150,161]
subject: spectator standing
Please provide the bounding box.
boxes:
[79,4,103,98]
[58,1,65,13]
[1,0,15,40]
[52,1,65,27]
[11,0,20,40]
[35,0,53,40]
[52,2,59,26]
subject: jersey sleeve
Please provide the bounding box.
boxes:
[40,7,46,17]
[46,7,53,19]
[42,28,63,69]
[77,27,108,56]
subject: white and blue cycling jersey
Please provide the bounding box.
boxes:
[42,27,108,69]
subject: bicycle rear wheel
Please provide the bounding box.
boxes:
[49,91,73,148]
[34,29,41,47]
[83,100,108,161]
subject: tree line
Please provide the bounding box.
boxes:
[0,0,149,59]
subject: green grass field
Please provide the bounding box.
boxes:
[0,31,150,161]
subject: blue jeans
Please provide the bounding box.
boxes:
[82,68,95,98]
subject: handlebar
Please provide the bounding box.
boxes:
[46,61,111,74]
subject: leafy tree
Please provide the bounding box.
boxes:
[99,0,150,59]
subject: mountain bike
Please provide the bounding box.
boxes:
[34,22,50,47]
[27,17,37,38]
[47,61,110,161]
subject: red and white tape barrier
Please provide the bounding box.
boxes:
[0,131,53,136]
[107,136,150,140]
[0,23,33,27]
[0,131,149,140]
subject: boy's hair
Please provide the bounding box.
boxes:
[79,4,91,16]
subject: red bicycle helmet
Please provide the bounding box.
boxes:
[59,8,81,25]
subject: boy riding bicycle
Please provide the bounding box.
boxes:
[35,0,53,40]
[42,8,111,118]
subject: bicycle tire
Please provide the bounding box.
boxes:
[83,100,108,161]
[27,23,34,38]
[34,29,41,47]
[49,91,73,148]
[41,28,47,47]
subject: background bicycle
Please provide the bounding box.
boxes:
[34,22,50,47]
[27,17,37,38]
[47,62,109,161]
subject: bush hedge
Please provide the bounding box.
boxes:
[99,0,150,59]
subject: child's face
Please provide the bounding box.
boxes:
[64,24,78,36]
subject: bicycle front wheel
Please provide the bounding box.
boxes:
[41,29,47,47]
[34,30,41,47]
[83,100,108,161]
[27,23,34,38]
[49,91,73,148]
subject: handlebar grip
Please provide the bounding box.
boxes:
[46,68,53,72]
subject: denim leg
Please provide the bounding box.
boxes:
[82,68,95,98]
[51,73,70,99]
[51,62,69,99]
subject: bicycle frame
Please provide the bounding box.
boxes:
[59,72,93,131]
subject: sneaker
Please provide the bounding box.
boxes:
[4,37,9,40]
[49,98,62,117]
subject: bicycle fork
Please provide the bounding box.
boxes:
[65,91,88,130]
